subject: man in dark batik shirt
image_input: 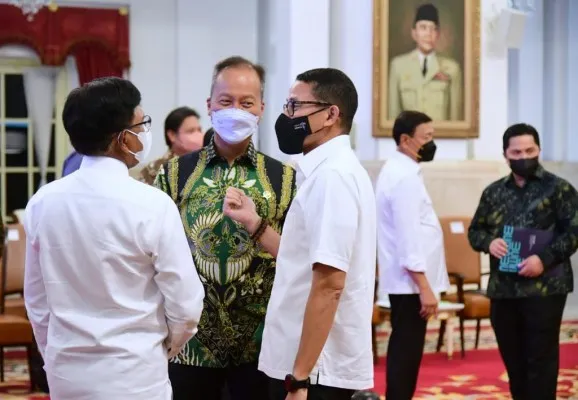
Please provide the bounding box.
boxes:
[468,123,578,400]
[155,56,296,400]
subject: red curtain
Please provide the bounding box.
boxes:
[74,44,124,85]
[0,4,130,74]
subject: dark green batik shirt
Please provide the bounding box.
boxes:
[154,138,296,368]
[468,165,578,298]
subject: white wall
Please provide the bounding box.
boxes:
[508,0,578,162]
[1,0,258,162]
[2,0,511,162]
[330,0,509,162]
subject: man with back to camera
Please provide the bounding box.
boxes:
[224,67,376,399]
[154,56,296,400]
[375,110,449,400]
[388,3,462,121]
[23,77,205,400]
[139,106,205,184]
[468,123,578,400]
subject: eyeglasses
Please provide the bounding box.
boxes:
[126,115,152,132]
[283,99,332,117]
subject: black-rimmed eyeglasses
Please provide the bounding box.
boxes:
[283,99,331,117]
[126,115,152,132]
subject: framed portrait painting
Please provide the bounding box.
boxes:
[372,0,480,138]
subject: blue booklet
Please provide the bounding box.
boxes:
[498,225,554,273]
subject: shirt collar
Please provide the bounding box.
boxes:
[391,149,421,174]
[296,135,351,179]
[503,164,545,185]
[205,135,258,167]
[80,156,129,175]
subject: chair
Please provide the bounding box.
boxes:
[3,223,27,318]
[0,226,37,391]
[436,217,491,358]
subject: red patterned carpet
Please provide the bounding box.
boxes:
[373,345,578,399]
[1,320,577,399]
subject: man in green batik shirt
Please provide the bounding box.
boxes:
[468,123,578,400]
[155,56,296,400]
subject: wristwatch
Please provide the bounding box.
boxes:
[284,374,310,392]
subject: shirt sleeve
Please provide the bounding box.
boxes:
[468,188,495,253]
[153,199,205,355]
[537,181,578,269]
[389,175,427,273]
[304,169,359,272]
[22,202,50,359]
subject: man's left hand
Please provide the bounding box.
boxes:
[285,389,307,400]
[518,255,545,277]
[222,187,260,233]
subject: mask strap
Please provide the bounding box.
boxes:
[118,129,141,157]
[306,106,331,135]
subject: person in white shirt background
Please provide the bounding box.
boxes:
[375,110,449,400]
[224,67,376,399]
[23,77,205,400]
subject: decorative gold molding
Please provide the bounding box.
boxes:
[372,0,481,139]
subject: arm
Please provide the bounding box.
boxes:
[253,225,281,259]
[537,182,578,269]
[388,59,401,119]
[245,176,297,259]
[450,63,463,121]
[292,171,357,380]
[22,204,50,359]
[153,200,205,357]
[467,188,495,253]
[389,176,428,281]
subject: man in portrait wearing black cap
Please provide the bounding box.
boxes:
[388,3,463,121]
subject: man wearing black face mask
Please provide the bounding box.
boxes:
[468,123,578,400]
[256,68,376,400]
[374,110,449,400]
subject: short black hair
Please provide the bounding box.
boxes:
[62,77,141,156]
[392,111,433,145]
[210,56,266,98]
[203,128,214,147]
[295,68,358,133]
[502,123,540,152]
[164,107,200,147]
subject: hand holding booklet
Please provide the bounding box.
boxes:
[498,225,554,273]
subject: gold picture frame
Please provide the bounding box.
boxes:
[372,0,480,138]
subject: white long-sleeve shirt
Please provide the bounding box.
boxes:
[23,156,204,400]
[375,151,449,299]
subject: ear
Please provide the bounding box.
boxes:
[324,105,340,128]
[260,101,265,114]
[206,97,211,116]
[118,130,130,152]
[410,28,418,42]
[167,130,177,143]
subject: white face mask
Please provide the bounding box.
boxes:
[126,129,152,163]
[211,108,259,144]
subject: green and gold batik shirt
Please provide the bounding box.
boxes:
[154,138,296,368]
[468,165,578,298]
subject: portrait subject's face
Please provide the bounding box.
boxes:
[411,20,439,54]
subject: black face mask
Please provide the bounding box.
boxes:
[509,157,539,178]
[275,108,327,155]
[417,140,437,162]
